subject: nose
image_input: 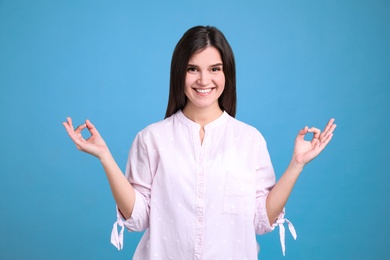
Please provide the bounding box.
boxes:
[197,71,211,86]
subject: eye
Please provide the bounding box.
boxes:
[187,67,197,72]
[211,66,222,72]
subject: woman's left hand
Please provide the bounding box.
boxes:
[292,118,337,167]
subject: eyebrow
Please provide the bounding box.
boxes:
[187,63,223,67]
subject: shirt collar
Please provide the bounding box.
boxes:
[175,110,230,130]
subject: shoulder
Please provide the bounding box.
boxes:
[226,116,266,142]
[135,113,177,140]
[139,118,169,135]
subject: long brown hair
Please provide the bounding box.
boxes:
[164,26,237,118]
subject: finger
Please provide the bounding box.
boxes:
[320,121,337,140]
[74,123,87,135]
[62,117,76,135]
[318,133,334,149]
[85,119,100,136]
[63,118,87,145]
[67,116,73,127]
[62,117,71,130]
[63,124,84,147]
[322,118,336,134]
[296,126,308,140]
[326,121,337,134]
[307,127,321,139]
[64,117,75,130]
[300,126,308,135]
[317,122,336,148]
[62,122,73,134]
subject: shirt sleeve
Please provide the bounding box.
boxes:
[111,131,154,250]
[253,132,276,235]
[253,132,297,255]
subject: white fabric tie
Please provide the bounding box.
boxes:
[110,209,125,250]
[276,217,297,256]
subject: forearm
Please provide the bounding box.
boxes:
[100,151,135,220]
[266,161,303,225]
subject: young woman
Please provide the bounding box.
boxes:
[63,26,336,259]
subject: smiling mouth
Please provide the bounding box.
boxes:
[195,88,214,94]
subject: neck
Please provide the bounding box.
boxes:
[182,105,223,127]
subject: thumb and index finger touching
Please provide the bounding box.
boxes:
[62,117,100,145]
[297,118,337,141]
[84,119,101,136]
[63,117,97,134]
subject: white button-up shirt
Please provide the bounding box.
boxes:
[111,110,295,259]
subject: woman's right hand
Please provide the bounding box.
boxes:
[63,117,109,159]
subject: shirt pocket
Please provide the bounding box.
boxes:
[223,170,256,215]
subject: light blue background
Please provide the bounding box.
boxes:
[1,0,389,259]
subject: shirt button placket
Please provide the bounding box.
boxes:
[194,144,205,260]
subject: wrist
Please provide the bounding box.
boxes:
[288,159,305,173]
[98,149,113,163]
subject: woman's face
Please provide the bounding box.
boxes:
[184,46,225,114]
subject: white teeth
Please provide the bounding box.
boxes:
[195,88,212,93]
